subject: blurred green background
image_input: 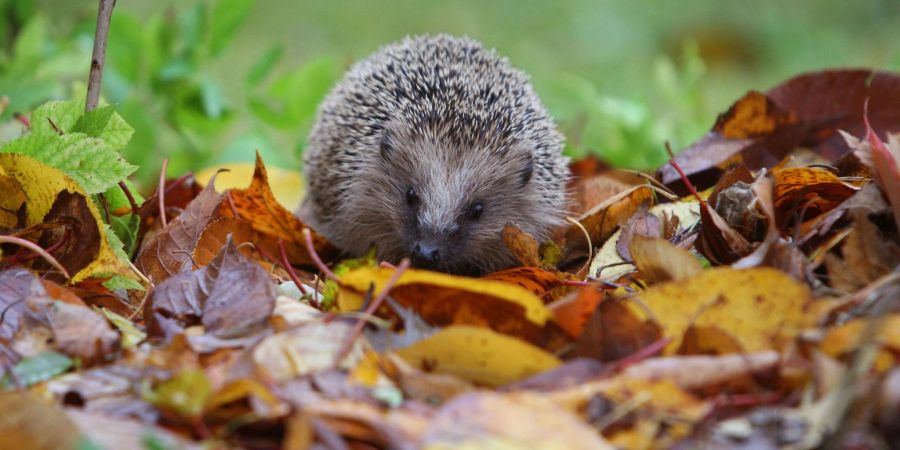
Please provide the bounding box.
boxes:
[2,0,899,186]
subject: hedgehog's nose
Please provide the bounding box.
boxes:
[412,243,441,269]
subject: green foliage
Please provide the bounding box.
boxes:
[553,42,710,169]
[1,351,73,388]
[1,132,136,194]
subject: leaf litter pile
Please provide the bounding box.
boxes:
[2,69,900,450]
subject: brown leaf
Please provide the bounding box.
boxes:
[773,167,858,228]
[501,223,541,267]
[567,185,655,252]
[0,391,79,450]
[37,300,120,364]
[136,175,224,284]
[224,153,337,266]
[825,211,900,293]
[0,268,44,369]
[32,191,100,280]
[629,234,703,284]
[615,205,661,261]
[659,69,900,192]
[146,238,275,346]
[423,391,616,450]
[572,298,662,362]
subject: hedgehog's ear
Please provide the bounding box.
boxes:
[517,154,534,189]
[380,128,393,160]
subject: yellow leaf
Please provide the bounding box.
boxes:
[339,266,562,346]
[0,154,130,283]
[395,325,561,387]
[205,378,282,413]
[820,314,900,372]
[195,161,305,210]
[339,266,552,326]
[626,267,813,354]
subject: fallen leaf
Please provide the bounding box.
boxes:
[136,174,224,284]
[395,325,561,387]
[626,267,813,355]
[629,234,703,284]
[338,266,563,347]
[0,391,79,450]
[423,391,615,450]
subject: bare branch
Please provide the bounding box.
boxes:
[85,0,116,112]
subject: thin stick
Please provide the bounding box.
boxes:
[665,141,704,205]
[158,158,169,228]
[566,216,592,278]
[118,181,140,215]
[278,239,309,297]
[302,228,337,281]
[334,258,410,366]
[85,0,116,112]
[0,235,71,279]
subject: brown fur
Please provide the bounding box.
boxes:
[302,34,569,274]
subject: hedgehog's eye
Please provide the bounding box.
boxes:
[406,187,419,207]
[467,202,484,220]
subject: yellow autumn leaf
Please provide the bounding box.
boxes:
[395,325,561,387]
[819,314,900,372]
[195,161,305,209]
[0,153,130,283]
[626,267,813,355]
[339,266,553,328]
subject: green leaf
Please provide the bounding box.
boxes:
[101,308,147,347]
[248,57,337,130]
[104,223,130,262]
[208,0,253,57]
[73,105,135,150]
[104,179,145,210]
[147,369,212,419]
[245,44,283,86]
[101,274,145,292]
[1,351,73,388]
[30,99,83,134]
[1,132,137,194]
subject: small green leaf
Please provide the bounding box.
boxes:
[100,273,146,292]
[101,308,146,348]
[31,99,83,134]
[73,105,135,150]
[246,44,283,87]
[2,351,73,388]
[1,132,137,194]
[104,223,130,262]
[147,369,212,419]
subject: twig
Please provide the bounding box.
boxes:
[158,158,169,228]
[566,216,592,278]
[333,258,410,366]
[118,181,140,215]
[278,239,309,297]
[302,228,337,281]
[12,112,30,129]
[85,0,116,112]
[0,235,71,279]
[665,141,705,205]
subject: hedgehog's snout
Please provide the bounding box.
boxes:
[411,242,441,269]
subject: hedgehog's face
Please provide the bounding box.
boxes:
[367,120,536,274]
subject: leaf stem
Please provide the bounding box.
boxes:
[0,235,71,279]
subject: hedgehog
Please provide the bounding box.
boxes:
[300,34,569,274]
